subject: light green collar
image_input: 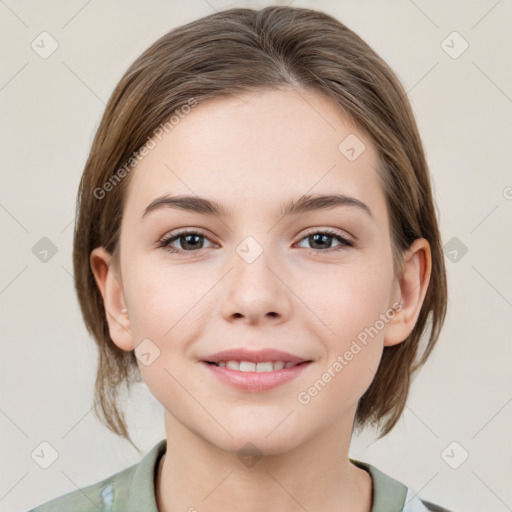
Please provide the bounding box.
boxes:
[113,439,408,512]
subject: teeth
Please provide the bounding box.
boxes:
[218,360,295,372]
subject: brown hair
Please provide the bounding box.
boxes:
[73,5,447,448]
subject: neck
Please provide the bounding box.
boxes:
[155,411,372,512]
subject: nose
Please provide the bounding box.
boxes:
[219,245,291,325]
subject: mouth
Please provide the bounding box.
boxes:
[201,359,313,392]
[203,360,312,372]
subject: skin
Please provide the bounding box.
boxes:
[91,87,431,512]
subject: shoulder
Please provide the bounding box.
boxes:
[27,465,135,512]
[350,458,454,512]
[27,439,167,512]
[27,475,121,511]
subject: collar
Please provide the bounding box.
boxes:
[110,439,409,512]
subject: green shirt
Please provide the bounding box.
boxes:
[28,439,452,512]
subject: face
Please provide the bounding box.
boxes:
[97,88,413,455]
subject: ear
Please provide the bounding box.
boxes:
[383,238,432,347]
[89,246,135,351]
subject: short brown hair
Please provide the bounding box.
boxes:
[73,5,447,448]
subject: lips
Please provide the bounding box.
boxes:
[201,348,311,366]
[201,358,313,392]
[200,348,314,391]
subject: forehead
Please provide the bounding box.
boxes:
[124,88,386,222]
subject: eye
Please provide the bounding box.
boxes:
[158,230,216,257]
[157,228,355,257]
[296,229,355,254]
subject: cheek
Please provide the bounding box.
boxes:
[299,256,395,341]
[122,256,212,340]
[298,256,394,387]
[121,259,211,409]
[295,263,393,416]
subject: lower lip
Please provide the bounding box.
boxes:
[201,361,312,392]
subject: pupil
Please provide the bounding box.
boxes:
[179,234,334,251]
[311,233,331,250]
[182,234,202,250]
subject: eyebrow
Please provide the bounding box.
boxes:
[141,193,373,220]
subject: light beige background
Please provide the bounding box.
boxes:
[1,1,511,511]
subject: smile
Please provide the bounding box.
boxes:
[201,360,312,392]
[205,360,303,372]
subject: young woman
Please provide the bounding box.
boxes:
[29,6,451,512]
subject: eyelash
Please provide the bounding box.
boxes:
[157,228,356,258]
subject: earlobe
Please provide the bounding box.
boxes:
[383,238,432,347]
[89,247,135,351]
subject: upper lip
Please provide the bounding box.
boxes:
[202,348,311,365]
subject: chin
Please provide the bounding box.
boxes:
[204,423,305,457]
